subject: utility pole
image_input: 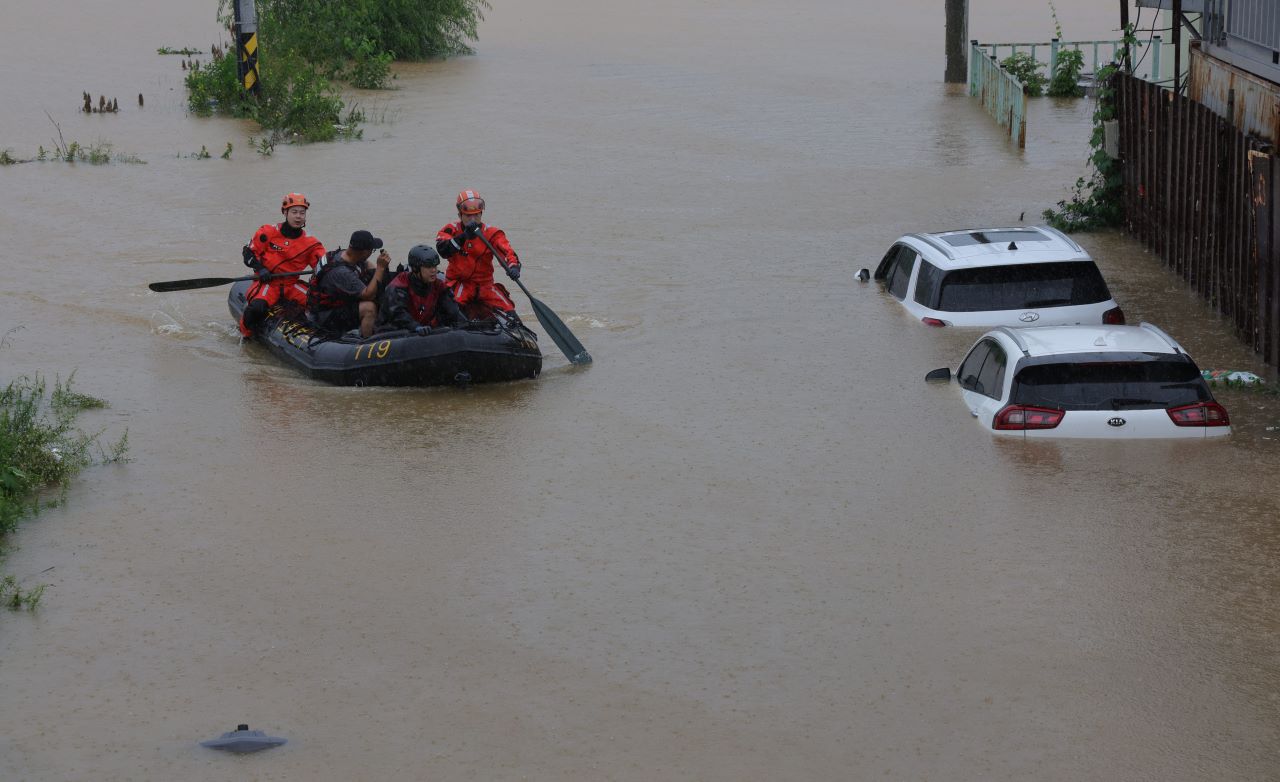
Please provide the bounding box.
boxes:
[1173,0,1183,94]
[1119,0,1132,73]
[945,0,969,83]
[232,0,261,97]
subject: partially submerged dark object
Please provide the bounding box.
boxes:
[228,280,542,386]
[200,724,287,753]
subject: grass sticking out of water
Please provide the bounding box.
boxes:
[1,370,128,610]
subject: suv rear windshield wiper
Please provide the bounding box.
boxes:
[1022,298,1073,308]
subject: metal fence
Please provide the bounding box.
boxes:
[977,38,1157,80]
[1115,72,1280,367]
[968,43,1026,148]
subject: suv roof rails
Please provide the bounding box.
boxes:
[1037,224,1084,253]
[906,232,956,260]
[993,326,1032,357]
[1138,322,1184,354]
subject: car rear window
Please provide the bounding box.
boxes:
[1011,355,1211,410]
[933,261,1111,312]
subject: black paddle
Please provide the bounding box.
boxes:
[148,270,312,293]
[475,231,592,365]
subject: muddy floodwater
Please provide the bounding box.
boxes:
[3,1,1280,779]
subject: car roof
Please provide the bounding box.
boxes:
[901,225,1091,269]
[989,324,1186,358]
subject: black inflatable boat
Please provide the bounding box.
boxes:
[228,280,542,386]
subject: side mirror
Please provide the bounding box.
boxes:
[856,268,870,282]
[925,367,952,383]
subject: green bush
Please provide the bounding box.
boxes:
[192,1,488,140]
[186,46,355,142]
[1043,63,1124,231]
[1048,48,1085,98]
[1001,53,1047,97]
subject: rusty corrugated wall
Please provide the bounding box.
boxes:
[1188,42,1280,144]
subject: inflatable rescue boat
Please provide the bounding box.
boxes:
[228,280,542,386]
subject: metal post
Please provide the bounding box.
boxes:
[1152,35,1162,81]
[1120,0,1132,72]
[968,39,978,93]
[945,0,969,83]
[1173,0,1182,94]
[233,0,260,97]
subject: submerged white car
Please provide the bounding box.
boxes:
[926,324,1231,438]
[862,225,1125,328]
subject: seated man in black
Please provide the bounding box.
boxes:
[380,245,467,333]
[307,230,390,338]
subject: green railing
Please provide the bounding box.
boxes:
[968,42,1026,148]
[977,37,1165,83]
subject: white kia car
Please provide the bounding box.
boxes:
[926,324,1231,438]
[861,225,1125,328]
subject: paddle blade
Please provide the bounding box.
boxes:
[528,295,592,364]
[148,277,239,292]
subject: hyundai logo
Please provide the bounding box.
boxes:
[1107,417,1126,427]
[1019,311,1040,322]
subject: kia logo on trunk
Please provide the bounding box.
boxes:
[1019,312,1040,322]
[1107,417,1126,427]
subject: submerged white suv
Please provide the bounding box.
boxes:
[926,324,1231,438]
[863,226,1125,328]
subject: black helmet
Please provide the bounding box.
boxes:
[407,244,440,271]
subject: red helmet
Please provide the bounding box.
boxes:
[456,189,485,215]
[281,192,310,213]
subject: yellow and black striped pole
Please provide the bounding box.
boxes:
[232,0,261,97]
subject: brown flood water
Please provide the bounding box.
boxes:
[2,1,1280,779]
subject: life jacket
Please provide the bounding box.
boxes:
[251,223,325,275]
[388,271,447,326]
[435,222,518,287]
[307,249,363,313]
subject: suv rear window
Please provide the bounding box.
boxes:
[932,261,1111,312]
[1011,354,1211,410]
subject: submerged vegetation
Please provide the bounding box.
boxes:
[1,367,128,610]
[185,0,489,142]
[1042,24,1139,232]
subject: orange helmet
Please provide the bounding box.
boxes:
[281,192,310,213]
[456,189,485,215]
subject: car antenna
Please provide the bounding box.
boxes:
[1007,241,1018,250]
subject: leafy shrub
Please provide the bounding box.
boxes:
[1048,48,1085,98]
[1043,64,1123,231]
[1001,53,1047,97]
[191,0,488,140]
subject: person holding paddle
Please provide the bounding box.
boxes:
[238,193,326,336]
[435,189,522,320]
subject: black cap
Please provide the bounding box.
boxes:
[349,230,383,251]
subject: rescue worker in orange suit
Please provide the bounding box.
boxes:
[434,189,522,320]
[379,245,467,333]
[307,230,391,338]
[239,193,326,336]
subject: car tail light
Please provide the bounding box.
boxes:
[922,317,946,327]
[1167,401,1230,427]
[1103,306,1126,325]
[993,405,1065,430]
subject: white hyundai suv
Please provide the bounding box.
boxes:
[861,226,1125,328]
[926,324,1231,438]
